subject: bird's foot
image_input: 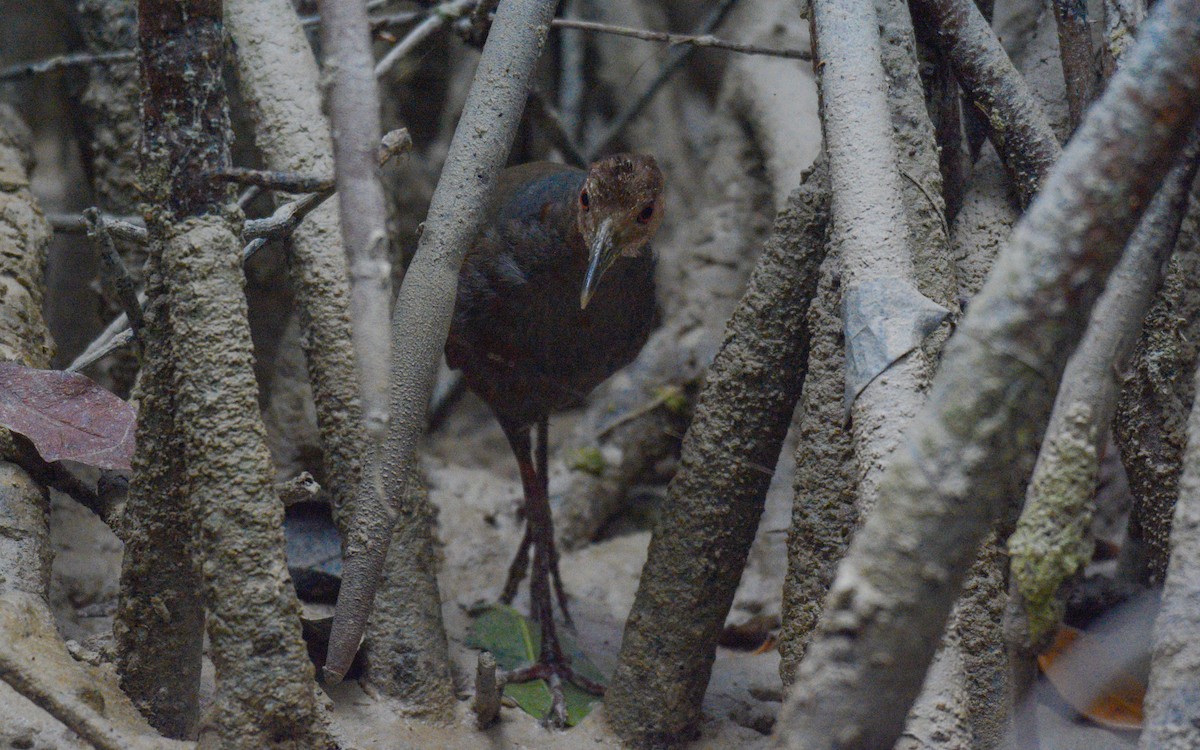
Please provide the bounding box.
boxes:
[502,659,605,727]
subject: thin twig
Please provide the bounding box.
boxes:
[49,212,148,242]
[68,316,137,372]
[84,208,144,336]
[0,49,136,82]
[585,0,741,159]
[242,128,412,242]
[526,87,588,168]
[374,0,476,79]
[541,16,811,61]
[211,166,334,193]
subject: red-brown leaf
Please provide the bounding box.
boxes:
[0,362,135,470]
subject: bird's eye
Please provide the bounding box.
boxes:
[580,190,590,210]
[637,204,655,224]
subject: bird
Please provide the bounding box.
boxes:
[446,153,663,724]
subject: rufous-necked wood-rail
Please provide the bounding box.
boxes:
[446,153,663,724]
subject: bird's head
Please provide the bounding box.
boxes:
[576,153,664,309]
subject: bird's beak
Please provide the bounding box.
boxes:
[581,218,616,310]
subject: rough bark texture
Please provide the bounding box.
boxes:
[167,217,334,750]
[606,162,829,747]
[1140,345,1200,749]
[0,103,54,597]
[361,466,455,717]
[774,0,1200,744]
[224,0,456,712]
[911,0,1062,206]
[126,2,335,746]
[1115,184,1200,585]
[779,245,855,683]
[1010,138,1200,647]
[0,102,178,750]
[114,240,203,739]
[325,0,559,682]
[76,0,141,214]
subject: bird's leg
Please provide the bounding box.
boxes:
[499,420,603,726]
[536,416,573,625]
[499,524,532,605]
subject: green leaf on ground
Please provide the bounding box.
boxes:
[466,604,605,726]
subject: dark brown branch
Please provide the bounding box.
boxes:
[84,208,144,337]
[122,1,335,745]
[1052,0,1099,130]
[0,49,136,82]
[910,0,1062,206]
[774,0,1200,745]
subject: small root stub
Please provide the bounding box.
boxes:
[473,651,501,728]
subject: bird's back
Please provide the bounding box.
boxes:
[447,162,657,428]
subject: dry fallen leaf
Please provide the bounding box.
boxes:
[1038,623,1145,730]
[0,361,136,470]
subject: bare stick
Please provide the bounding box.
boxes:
[910,0,1062,206]
[774,0,1200,745]
[319,0,394,447]
[374,0,475,79]
[211,166,334,193]
[607,160,830,744]
[84,208,144,336]
[545,16,809,60]
[0,49,136,82]
[1052,0,1098,130]
[585,0,740,159]
[472,651,501,728]
[526,87,588,168]
[0,648,137,750]
[324,0,559,685]
[49,212,147,241]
